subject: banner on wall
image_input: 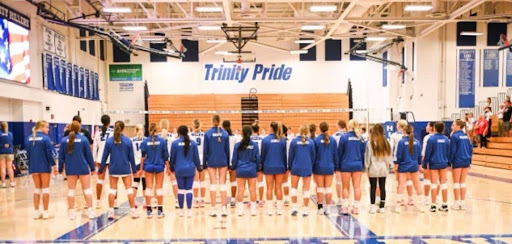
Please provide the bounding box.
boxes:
[85,69,90,99]
[66,62,72,95]
[458,49,476,108]
[507,50,512,87]
[89,70,94,100]
[382,52,388,87]
[79,67,85,98]
[60,59,67,94]
[42,53,55,91]
[483,49,499,87]
[43,26,66,58]
[109,64,142,81]
[94,73,99,100]
[0,2,30,30]
[53,56,62,93]
[73,65,79,97]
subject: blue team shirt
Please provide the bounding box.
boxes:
[203,127,230,168]
[314,135,338,175]
[261,134,287,175]
[0,130,13,155]
[448,130,473,168]
[99,135,137,175]
[170,137,201,177]
[288,136,315,177]
[232,140,260,178]
[424,133,450,170]
[141,135,169,173]
[338,131,365,172]
[58,134,94,175]
[396,136,422,173]
[26,132,56,174]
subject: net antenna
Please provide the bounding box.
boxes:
[221,23,259,63]
[347,37,407,70]
[498,34,512,52]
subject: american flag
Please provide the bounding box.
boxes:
[0,18,30,84]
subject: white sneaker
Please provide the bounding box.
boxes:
[237,204,244,216]
[130,208,139,219]
[114,200,119,209]
[451,204,460,210]
[88,209,96,219]
[395,205,401,214]
[10,182,15,188]
[424,196,430,206]
[460,202,466,211]
[209,209,217,217]
[221,206,228,217]
[69,210,76,220]
[317,208,324,215]
[34,210,42,219]
[179,210,185,217]
[107,209,115,219]
[369,205,377,214]
[250,204,257,216]
[1,183,5,188]
[96,200,102,209]
[302,208,309,217]
[378,207,386,214]
[186,210,193,218]
[42,211,50,219]
[267,208,274,216]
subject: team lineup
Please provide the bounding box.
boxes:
[20,114,473,221]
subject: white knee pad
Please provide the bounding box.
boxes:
[453,183,460,189]
[156,188,163,196]
[325,188,332,194]
[83,188,93,195]
[193,181,199,189]
[210,184,217,191]
[303,191,311,198]
[230,180,237,186]
[282,182,290,188]
[441,184,448,190]
[109,188,117,195]
[185,189,193,194]
[290,188,298,197]
[423,179,431,186]
[178,189,186,195]
[406,180,413,186]
[132,181,140,188]
[220,185,228,192]
[41,188,50,194]
[257,182,265,188]
[317,187,325,194]
[67,189,75,197]
[460,183,467,188]
[200,181,207,188]
[170,180,177,186]
[126,188,134,195]
[145,189,153,197]
[336,180,342,185]
[431,184,438,189]
[97,179,104,185]
[34,188,42,195]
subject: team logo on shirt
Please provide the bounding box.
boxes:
[437,139,446,143]
[348,137,360,141]
[271,139,280,143]
[404,141,418,145]
[212,133,222,137]
[1,133,8,136]
[147,141,161,146]
[28,137,43,141]
[297,141,310,145]
[459,136,469,139]
[246,145,254,149]
[66,139,82,142]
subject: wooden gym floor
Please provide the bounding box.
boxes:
[0,165,511,244]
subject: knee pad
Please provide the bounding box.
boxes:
[406,180,413,186]
[156,188,164,196]
[41,188,50,194]
[325,188,332,194]
[257,182,265,188]
[186,189,193,194]
[178,189,186,195]
[220,185,227,192]
[317,187,325,194]
[303,191,311,198]
[282,182,290,188]
[453,183,460,189]
[423,179,431,186]
[109,189,117,195]
[460,183,467,188]
[83,188,93,195]
[132,181,140,188]
[200,181,207,188]
[441,184,448,190]
[336,180,342,185]
[170,180,177,187]
[67,189,75,197]
[290,188,298,197]
[97,179,104,185]
[210,184,217,191]
[230,180,237,186]
[126,188,134,195]
[193,181,199,189]
[145,189,153,197]
[431,184,438,189]
[34,188,42,195]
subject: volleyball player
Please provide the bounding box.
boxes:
[261,121,287,215]
[313,122,337,215]
[364,124,393,214]
[26,120,56,219]
[421,122,436,205]
[231,126,260,216]
[99,121,140,219]
[160,119,179,208]
[203,115,230,217]
[390,120,414,206]
[223,120,241,208]
[0,121,15,188]
[189,119,206,208]
[449,120,473,210]
[338,119,365,215]
[394,125,425,213]
[282,124,292,207]
[59,121,96,220]
[132,124,146,208]
[170,125,202,217]
[140,123,169,218]
[93,115,113,209]
[250,120,265,207]
[424,122,450,212]
[332,120,347,205]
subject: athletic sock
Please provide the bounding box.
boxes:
[158,206,163,212]
[318,204,323,210]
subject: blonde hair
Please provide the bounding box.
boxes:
[135,124,144,139]
[193,119,202,132]
[270,121,283,140]
[299,124,308,143]
[32,120,48,145]
[397,119,408,130]
[0,121,7,133]
[159,119,170,139]
[347,119,361,138]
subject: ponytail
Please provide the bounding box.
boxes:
[404,125,414,155]
[251,120,260,134]
[159,119,170,139]
[309,124,316,140]
[222,120,233,136]
[270,121,283,140]
[114,121,124,144]
[32,120,48,146]
[348,119,361,138]
[239,126,252,152]
[149,123,158,148]
[193,119,202,132]
[135,124,144,139]
[178,125,190,156]
[68,121,80,154]
[319,122,329,146]
[31,127,36,146]
[299,125,308,144]
[1,121,8,133]
[212,115,221,142]
[100,115,111,137]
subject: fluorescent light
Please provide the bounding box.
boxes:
[404,5,433,12]
[355,50,368,54]
[295,40,315,44]
[301,25,325,31]
[382,24,406,30]
[198,26,222,31]
[290,50,308,54]
[207,39,227,43]
[310,5,337,12]
[215,51,235,55]
[103,7,132,13]
[460,31,483,36]
[365,37,387,41]
[123,26,147,31]
[196,7,223,12]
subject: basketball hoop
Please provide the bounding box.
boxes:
[237,58,242,64]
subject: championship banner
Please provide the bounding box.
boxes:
[85,69,90,99]
[79,67,85,98]
[73,64,79,97]
[483,49,499,87]
[66,62,73,95]
[42,53,55,91]
[60,59,67,94]
[53,55,61,93]
[506,50,512,87]
[94,73,99,100]
[458,49,476,108]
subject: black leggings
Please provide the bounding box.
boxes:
[369,177,386,207]
[133,177,147,191]
[478,134,487,148]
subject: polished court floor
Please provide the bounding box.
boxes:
[1,165,511,244]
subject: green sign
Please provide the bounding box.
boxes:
[109,64,142,81]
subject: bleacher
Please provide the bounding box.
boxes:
[473,137,512,170]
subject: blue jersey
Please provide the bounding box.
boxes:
[313,135,338,175]
[58,134,94,175]
[396,136,422,173]
[424,133,450,170]
[337,131,365,172]
[26,132,56,174]
[99,135,136,175]
[448,130,473,168]
[288,136,315,177]
[170,137,201,177]
[261,134,287,175]
[203,127,230,168]
[232,140,260,178]
[0,130,13,155]
[141,136,169,173]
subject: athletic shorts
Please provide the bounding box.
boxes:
[505,122,511,131]
[0,154,14,161]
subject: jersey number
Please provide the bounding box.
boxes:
[196,138,201,146]
[100,134,110,142]
[136,143,141,151]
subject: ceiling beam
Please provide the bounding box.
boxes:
[111,0,464,2]
[222,0,233,24]
[70,17,340,24]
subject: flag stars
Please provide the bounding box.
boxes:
[0,51,6,64]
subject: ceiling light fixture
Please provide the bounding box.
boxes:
[309,5,337,12]
[404,5,433,12]
[103,7,132,13]
[196,7,223,12]
[290,50,308,54]
[123,26,148,31]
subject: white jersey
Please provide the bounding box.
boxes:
[162,132,177,155]
[389,131,404,162]
[250,134,264,154]
[229,134,242,162]
[132,136,145,166]
[93,127,113,163]
[333,130,346,145]
[189,131,205,165]
[421,134,432,157]
[286,134,294,159]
